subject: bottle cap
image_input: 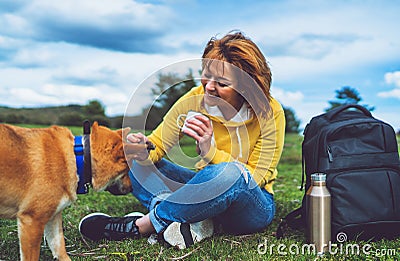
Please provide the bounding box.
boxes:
[311,173,326,182]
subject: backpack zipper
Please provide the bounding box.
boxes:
[327,146,333,162]
[320,119,384,167]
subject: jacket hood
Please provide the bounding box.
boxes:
[199,102,255,128]
[199,102,255,160]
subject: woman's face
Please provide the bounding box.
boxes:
[201,61,244,112]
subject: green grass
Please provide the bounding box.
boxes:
[1,127,399,260]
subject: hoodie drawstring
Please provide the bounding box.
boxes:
[236,127,243,159]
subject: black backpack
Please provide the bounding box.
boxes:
[277,104,400,241]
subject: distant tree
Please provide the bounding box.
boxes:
[32,116,53,125]
[283,106,301,133]
[145,70,198,129]
[82,100,110,126]
[58,112,84,126]
[84,100,106,116]
[326,86,375,112]
[4,113,27,124]
[90,115,111,127]
[109,115,124,129]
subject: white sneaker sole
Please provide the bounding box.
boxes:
[78,212,111,232]
[124,212,145,218]
[163,219,214,249]
[79,212,144,232]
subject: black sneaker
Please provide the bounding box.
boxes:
[79,212,144,241]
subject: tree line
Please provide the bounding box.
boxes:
[0,100,111,127]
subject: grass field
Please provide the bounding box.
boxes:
[0,125,399,260]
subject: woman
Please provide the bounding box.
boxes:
[79,31,285,249]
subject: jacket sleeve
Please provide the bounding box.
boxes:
[248,109,285,190]
[144,88,203,164]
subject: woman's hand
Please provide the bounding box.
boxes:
[125,132,150,161]
[182,115,213,157]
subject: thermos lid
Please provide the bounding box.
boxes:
[311,173,326,182]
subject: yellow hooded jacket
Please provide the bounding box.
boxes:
[144,85,285,194]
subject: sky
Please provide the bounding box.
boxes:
[0,0,399,131]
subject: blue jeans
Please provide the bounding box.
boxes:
[129,158,275,235]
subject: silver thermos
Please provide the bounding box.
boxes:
[306,173,331,255]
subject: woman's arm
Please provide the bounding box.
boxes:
[247,109,285,188]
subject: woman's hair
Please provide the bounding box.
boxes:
[202,31,272,115]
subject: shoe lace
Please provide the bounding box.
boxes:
[104,217,140,240]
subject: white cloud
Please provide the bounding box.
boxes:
[373,109,400,131]
[2,83,131,115]
[271,87,304,108]
[0,13,30,37]
[239,1,400,84]
[40,83,129,114]
[378,89,400,99]
[27,0,172,29]
[377,71,400,99]
[12,46,54,68]
[271,87,326,130]
[0,0,176,53]
[384,71,400,88]
[8,87,57,105]
[0,41,200,116]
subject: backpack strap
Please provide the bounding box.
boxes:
[276,207,305,239]
[300,150,306,191]
[325,104,372,121]
[278,138,307,239]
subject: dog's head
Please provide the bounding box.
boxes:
[89,122,132,194]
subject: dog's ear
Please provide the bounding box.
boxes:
[117,127,131,138]
[90,122,99,139]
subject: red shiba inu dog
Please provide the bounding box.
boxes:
[0,122,150,260]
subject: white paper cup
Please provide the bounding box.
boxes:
[177,111,204,133]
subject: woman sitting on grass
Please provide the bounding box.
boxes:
[79,31,286,249]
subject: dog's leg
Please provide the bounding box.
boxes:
[44,212,71,261]
[17,214,45,261]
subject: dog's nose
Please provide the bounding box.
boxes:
[106,183,132,195]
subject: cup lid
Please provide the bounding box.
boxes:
[311,173,326,182]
